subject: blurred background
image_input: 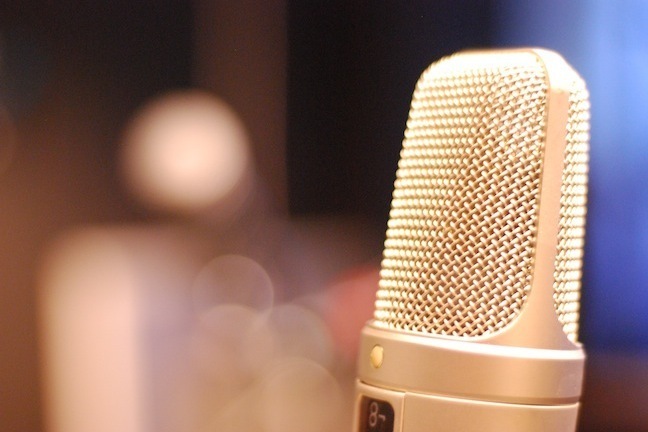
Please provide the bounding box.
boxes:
[0,1,647,431]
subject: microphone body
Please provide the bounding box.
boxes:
[354,49,589,432]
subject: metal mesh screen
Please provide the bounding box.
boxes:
[554,75,589,342]
[374,52,548,337]
[374,51,589,341]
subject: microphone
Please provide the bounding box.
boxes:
[354,49,589,432]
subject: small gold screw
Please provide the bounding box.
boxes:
[370,345,384,368]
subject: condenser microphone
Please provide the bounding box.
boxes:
[354,49,589,432]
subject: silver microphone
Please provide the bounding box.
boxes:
[354,48,589,432]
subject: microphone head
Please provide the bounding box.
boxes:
[354,50,589,432]
[373,49,589,348]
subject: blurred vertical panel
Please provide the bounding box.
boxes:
[0,2,193,430]
[193,0,288,209]
[39,227,205,432]
[40,230,147,432]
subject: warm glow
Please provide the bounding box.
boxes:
[120,91,251,214]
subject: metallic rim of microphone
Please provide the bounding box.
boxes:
[357,324,585,405]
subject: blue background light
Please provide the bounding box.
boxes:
[495,0,648,350]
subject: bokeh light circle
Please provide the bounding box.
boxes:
[120,90,251,215]
[192,254,274,314]
[259,358,342,432]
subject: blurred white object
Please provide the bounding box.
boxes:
[120,91,252,215]
[39,229,147,432]
[39,227,198,432]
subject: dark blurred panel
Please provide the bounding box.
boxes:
[287,1,493,218]
[0,2,192,430]
[193,0,288,209]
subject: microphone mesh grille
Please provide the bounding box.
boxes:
[554,76,589,341]
[374,52,556,338]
